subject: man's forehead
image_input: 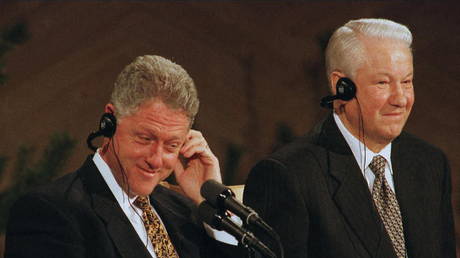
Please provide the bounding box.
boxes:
[119,100,190,126]
[357,39,412,69]
[361,37,411,56]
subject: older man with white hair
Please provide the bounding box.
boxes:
[244,18,456,258]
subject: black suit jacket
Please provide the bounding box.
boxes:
[244,114,456,258]
[5,156,236,258]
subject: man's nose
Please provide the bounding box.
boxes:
[145,143,164,169]
[389,82,408,107]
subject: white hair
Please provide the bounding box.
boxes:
[325,18,413,83]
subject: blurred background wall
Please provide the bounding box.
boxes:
[0,1,458,256]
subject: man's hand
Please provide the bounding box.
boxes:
[174,130,222,204]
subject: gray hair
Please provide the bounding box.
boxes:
[325,18,412,83]
[110,55,199,123]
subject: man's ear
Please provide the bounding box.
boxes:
[329,71,349,112]
[100,103,117,153]
[104,103,115,114]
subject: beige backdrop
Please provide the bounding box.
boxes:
[0,1,459,255]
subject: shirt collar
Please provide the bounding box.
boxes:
[333,112,392,174]
[92,150,138,208]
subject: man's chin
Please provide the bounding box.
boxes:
[379,128,404,144]
[130,186,156,197]
[128,179,161,197]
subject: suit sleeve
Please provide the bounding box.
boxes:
[243,158,310,258]
[5,193,86,258]
[439,152,456,257]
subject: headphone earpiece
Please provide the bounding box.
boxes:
[99,113,117,138]
[86,113,117,152]
[320,77,357,109]
[335,77,356,101]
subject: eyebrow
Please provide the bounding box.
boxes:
[134,127,186,142]
[373,72,413,78]
[403,72,414,78]
[165,136,184,142]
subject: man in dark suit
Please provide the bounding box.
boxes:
[244,18,456,257]
[5,55,238,257]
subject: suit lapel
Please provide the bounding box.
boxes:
[150,186,204,258]
[391,134,431,257]
[78,157,151,258]
[317,115,395,257]
[329,152,389,257]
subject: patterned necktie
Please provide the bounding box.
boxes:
[369,155,406,258]
[134,196,179,258]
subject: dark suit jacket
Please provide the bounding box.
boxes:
[243,114,456,258]
[5,156,237,258]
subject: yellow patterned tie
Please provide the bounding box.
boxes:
[369,155,406,258]
[134,196,179,258]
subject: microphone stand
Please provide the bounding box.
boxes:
[238,241,256,258]
[198,201,276,258]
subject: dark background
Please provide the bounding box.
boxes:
[0,1,458,256]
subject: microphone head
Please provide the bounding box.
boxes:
[200,180,234,208]
[198,201,222,230]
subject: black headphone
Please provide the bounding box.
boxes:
[86,113,117,152]
[320,77,356,109]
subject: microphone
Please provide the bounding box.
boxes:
[201,180,285,258]
[198,201,276,258]
[200,180,269,229]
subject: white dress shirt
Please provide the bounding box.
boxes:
[333,113,396,192]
